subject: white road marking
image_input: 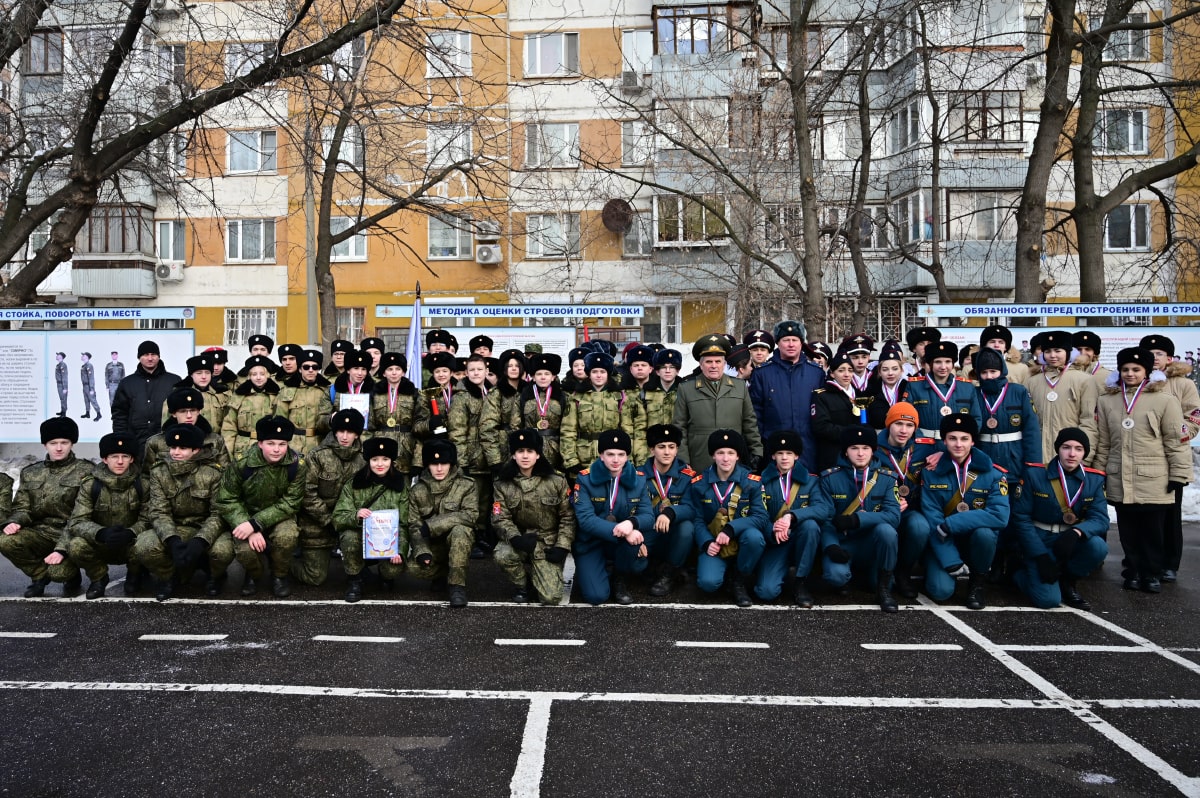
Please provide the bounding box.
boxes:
[558,553,575,607]
[1071,610,1200,677]
[0,632,56,639]
[138,634,227,642]
[510,695,553,798]
[675,641,770,649]
[1094,699,1200,709]
[495,639,585,647]
[997,644,1149,653]
[861,643,963,651]
[312,635,404,644]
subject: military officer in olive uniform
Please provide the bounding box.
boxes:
[673,335,763,472]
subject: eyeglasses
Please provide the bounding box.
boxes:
[300,364,319,371]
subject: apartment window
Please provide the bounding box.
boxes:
[654,6,728,55]
[525,123,579,168]
[622,29,654,74]
[428,125,472,167]
[136,319,183,330]
[642,304,681,344]
[948,92,1022,142]
[858,205,888,249]
[322,125,365,170]
[1104,204,1150,251]
[764,204,802,251]
[525,33,579,76]
[23,30,63,74]
[225,42,269,79]
[623,212,653,256]
[228,130,277,173]
[226,219,276,261]
[429,214,473,259]
[330,217,367,260]
[427,30,471,77]
[621,121,654,165]
[889,99,922,151]
[759,25,789,70]
[155,132,188,174]
[891,191,934,244]
[1094,109,1148,154]
[225,308,277,347]
[656,98,729,149]
[336,307,366,342]
[77,206,152,254]
[324,37,365,81]
[526,214,581,258]
[972,194,1008,240]
[158,44,186,84]
[655,195,728,244]
[156,220,185,261]
[1094,13,1150,61]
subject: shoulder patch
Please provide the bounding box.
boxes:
[906,376,924,383]
[992,464,1007,473]
[746,473,761,482]
[1025,462,1046,469]
[579,468,590,476]
[955,377,972,383]
[819,466,840,477]
[690,474,704,484]
[680,467,698,477]
[914,437,936,445]
[635,469,645,476]
[813,388,826,394]
[1083,466,1106,476]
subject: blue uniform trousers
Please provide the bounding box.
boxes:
[754,519,819,601]
[647,520,695,570]
[696,526,765,593]
[898,512,930,573]
[1014,529,1108,609]
[574,536,649,606]
[821,523,898,588]
[923,527,1000,601]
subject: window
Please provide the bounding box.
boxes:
[429,214,473,259]
[889,99,922,151]
[322,125,365,170]
[525,33,579,76]
[655,195,728,244]
[156,132,188,174]
[891,191,934,244]
[623,212,653,256]
[324,37,365,81]
[656,98,729,149]
[858,205,888,249]
[156,220,185,261]
[655,6,728,55]
[77,206,153,255]
[225,42,269,79]
[621,121,654,165]
[764,204,802,251]
[227,130,277,173]
[158,44,186,84]
[225,308,277,347]
[1095,13,1150,61]
[72,28,119,67]
[336,307,366,342]
[135,319,183,330]
[525,122,579,168]
[1104,204,1150,250]
[972,194,1008,240]
[226,219,276,261]
[23,30,63,74]
[428,124,472,167]
[330,217,367,260]
[1094,109,1148,154]
[622,29,653,75]
[427,30,471,77]
[947,92,1022,142]
[526,213,581,257]
[759,25,789,70]
[642,304,681,344]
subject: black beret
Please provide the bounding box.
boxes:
[165,424,205,450]
[255,415,295,442]
[186,354,214,374]
[508,428,543,455]
[597,428,633,455]
[940,413,979,442]
[1140,334,1175,357]
[167,388,205,413]
[827,351,853,372]
[99,433,137,459]
[764,429,803,459]
[40,417,79,445]
[330,408,366,433]
[840,424,877,451]
[646,423,683,448]
[423,438,457,466]
[979,325,1013,349]
[362,437,398,462]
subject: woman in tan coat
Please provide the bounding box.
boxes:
[1093,347,1192,593]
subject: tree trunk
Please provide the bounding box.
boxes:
[791,0,826,338]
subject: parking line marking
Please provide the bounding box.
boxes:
[861,643,963,651]
[139,634,227,642]
[1071,610,1200,677]
[675,641,770,649]
[510,695,553,798]
[495,639,586,647]
[312,635,404,643]
[998,644,1149,653]
[0,632,56,639]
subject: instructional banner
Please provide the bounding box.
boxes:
[376,304,644,319]
[919,303,1200,318]
[935,326,1200,372]
[0,329,195,444]
[463,327,578,362]
[0,306,195,322]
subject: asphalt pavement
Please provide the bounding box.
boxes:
[0,529,1198,797]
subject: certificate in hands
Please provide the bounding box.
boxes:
[363,509,400,559]
[339,393,371,420]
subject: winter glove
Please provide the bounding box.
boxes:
[419,522,432,540]
[1035,554,1059,584]
[1167,481,1187,494]
[1052,530,1080,563]
[831,514,859,533]
[823,544,851,564]
[415,553,433,567]
[511,534,538,554]
[182,537,210,569]
[97,526,135,549]
[544,546,570,565]
[165,536,187,569]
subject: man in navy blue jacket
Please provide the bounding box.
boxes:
[749,320,826,472]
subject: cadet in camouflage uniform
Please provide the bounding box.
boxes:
[450,355,495,551]
[641,349,682,429]
[293,409,364,587]
[215,416,307,597]
[407,439,477,607]
[276,348,334,454]
[413,351,457,456]
[144,388,231,470]
[0,418,90,597]
[0,472,12,523]
[480,349,527,471]
[561,352,646,476]
[368,352,420,474]
[137,424,233,600]
[513,353,566,471]
[63,433,146,599]
[221,356,280,461]
[493,429,575,604]
[324,339,354,379]
[333,437,410,603]
[161,354,231,432]
[329,350,375,416]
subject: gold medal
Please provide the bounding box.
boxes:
[986,418,998,429]
[386,418,397,428]
[605,514,617,522]
[537,419,550,429]
[1062,511,1077,525]
[940,406,952,416]
[956,501,969,513]
[898,485,910,497]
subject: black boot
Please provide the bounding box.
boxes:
[24,577,51,598]
[731,573,753,608]
[792,579,814,609]
[156,578,174,602]
[964,577,986,610]
[345,576,363,603]
[612,576,634,605]
[205,574,226,597]
[448,584,468,608]
[648,564,675,597]
[85,576,109,600]
[1060,578,1091,611]
[123,568,141,596]
[272,576,291,598]
[240,577,258,596]
[893,569,918,599]
[63,573,83,596]
[513,580,531,603]
[877,570,898,613]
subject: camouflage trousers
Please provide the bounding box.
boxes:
[68,536,137,581]
[338,528,405,580]
[290,519,337,586]
[468,473,495,549]
[233,519,299,579]
[0,524,76,582]
[493,541,564,605]
[135,529,235,582]
[408,524,474,586]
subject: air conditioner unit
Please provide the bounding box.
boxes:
[155,261,184,282]
[475,244,503,265]
[474,221,501,241]
[621,71,645,92]
[760,69,782,83]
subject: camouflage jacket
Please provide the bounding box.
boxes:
[160,378,231,432]
[145,452,226,544]
[276,375,334,454]
[368,378,420,472]
[513,383,568,470]
[480,381,524,467]
[492,462,574,550]
[221,379,280,460]
[301,434,364,527]
[0,472,13,521]
[143,417,231,471]
[638,376,678,430]
[449,380,490,474]
[407,466,477,559]
[560,382,646,470]
[65,462,148,548]
[215,445,307,531]
[332,469,410,556]
[6,453,91,530]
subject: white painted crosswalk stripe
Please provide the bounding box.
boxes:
[312,635,404,643]
[139,634,227,641]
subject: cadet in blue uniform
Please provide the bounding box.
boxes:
[571,429,653,605]
[973,348,1042,477]
[919,414,1010,609]
[872,401,937,599]
[641,423,698,597]
[686,429,769,607]
[757,429,829,607]
[905,340,983,440]
[818,425,902,612]
[1011,428,1109,610]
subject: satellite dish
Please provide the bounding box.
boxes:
[601,198,635,233]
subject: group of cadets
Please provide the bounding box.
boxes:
[0,321,1191,613]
